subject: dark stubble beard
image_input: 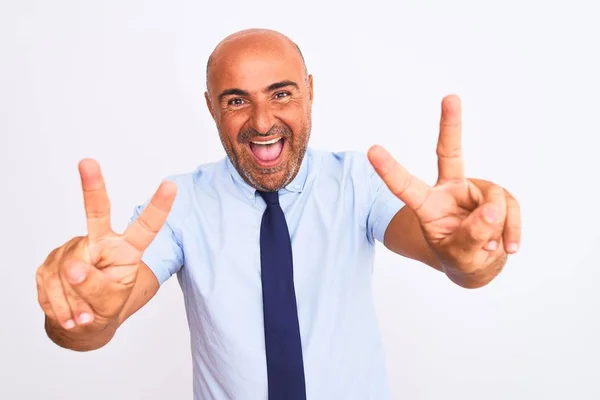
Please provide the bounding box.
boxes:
[219,119,311,192]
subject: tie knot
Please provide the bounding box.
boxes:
[258,190,280,206]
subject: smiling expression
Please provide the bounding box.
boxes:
[204,29,314,192]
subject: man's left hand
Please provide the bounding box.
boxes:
[367,94,521,279]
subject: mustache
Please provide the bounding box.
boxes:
[238,125,292,143]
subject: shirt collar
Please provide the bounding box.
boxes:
[225,148,310,201]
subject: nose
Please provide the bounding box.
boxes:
[250,102,275,135]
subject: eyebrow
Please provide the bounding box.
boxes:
[218,88,249,102]
[218,80,299,102]
[266,80,299,92]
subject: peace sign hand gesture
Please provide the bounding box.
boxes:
[368,95,521,286]
[36,160,177,333]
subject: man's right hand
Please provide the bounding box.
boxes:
[35,159,177,333]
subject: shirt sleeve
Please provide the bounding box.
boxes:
[129,203,184,285]
[364,157,405,244]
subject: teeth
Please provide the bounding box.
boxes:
[251,137,282,145]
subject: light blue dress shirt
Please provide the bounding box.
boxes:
[131,147,404,400]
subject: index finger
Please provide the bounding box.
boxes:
[123,181,177,252]
[367,145,431,212]
[79,159,112,240]
[436,94,465,183]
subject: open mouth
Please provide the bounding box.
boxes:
[249,137,285,167]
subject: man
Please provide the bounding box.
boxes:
[35,29,521,399]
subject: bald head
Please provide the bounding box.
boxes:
[202,28,314,192]
[206,29,307,92]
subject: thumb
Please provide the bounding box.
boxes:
[367,145,430,211]
[63,258,133,319]
[446,202,504,255]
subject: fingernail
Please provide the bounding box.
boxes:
[486,240,498,251]
[64,319,75,329]
[67,262,86,284]
[507,243,519,253]
[78,313,93,324]
[484,205,501,224]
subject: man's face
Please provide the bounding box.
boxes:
[205,37,313,192]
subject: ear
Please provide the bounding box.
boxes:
[204,91,216,121]
[307,74,314,103]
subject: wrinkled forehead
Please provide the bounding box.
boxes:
[207,39,306,94]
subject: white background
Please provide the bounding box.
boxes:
[2,0,599,399]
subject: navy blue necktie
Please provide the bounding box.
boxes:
[257,190,306,400]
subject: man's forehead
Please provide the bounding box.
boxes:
[206,29,306,91]
[215,53,300,81]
